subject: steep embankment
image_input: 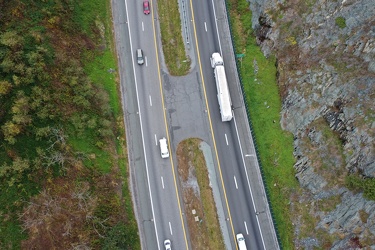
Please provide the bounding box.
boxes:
[249,0,375,248]
[0,0,139,248]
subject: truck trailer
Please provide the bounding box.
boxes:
[210,52,233,122]
[236,233,248,250]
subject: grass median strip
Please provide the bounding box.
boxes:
[176,138,225,250]
[157,0,191,75]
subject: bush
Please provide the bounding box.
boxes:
[346,175,375,200]
[102,222,140,250]
[335,17,346,29]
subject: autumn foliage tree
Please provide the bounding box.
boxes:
[0,0,134,248]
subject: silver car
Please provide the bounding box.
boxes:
[136,49,144,65]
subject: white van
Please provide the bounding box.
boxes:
[136,49,144,65]
[164,239,171,250]
[236,233,247,250]
[159,137,169,158]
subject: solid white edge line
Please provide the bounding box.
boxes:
[124,0,161,249]
[233,114,266,249]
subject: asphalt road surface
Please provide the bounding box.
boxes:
[188,0,265,249]
[111,0,280,248]
[111,0,190,249]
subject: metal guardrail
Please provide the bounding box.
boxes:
[180,0,190,49]
[223,0,283,248]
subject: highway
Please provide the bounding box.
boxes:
[112,0,190,249]
[190,0,265,249]
[111,0,279,249]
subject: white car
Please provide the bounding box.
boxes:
[236,233,247,250]
[164,239,171,250]
[159,137,170,158]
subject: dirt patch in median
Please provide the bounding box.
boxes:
[176,138,225,250]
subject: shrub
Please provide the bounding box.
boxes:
[335,17,346,29]
[102,222,139,250]
[346,175,375,200]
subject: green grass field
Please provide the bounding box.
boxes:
[227,0,298,248]
[157,0,191,75]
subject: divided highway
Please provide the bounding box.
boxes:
[111,0,280,248]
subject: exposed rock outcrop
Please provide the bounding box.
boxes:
[318,192,375,237]
[248,0,375,247]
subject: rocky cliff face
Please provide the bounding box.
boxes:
[248,0,375,248]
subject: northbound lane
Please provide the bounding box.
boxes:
[189,0,265,248]
[189,0,280,249]
[118,0,190,249]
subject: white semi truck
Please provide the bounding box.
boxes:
[210,52,233,122]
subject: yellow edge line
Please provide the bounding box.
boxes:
[150,0,189,249]
[188,0,238,249]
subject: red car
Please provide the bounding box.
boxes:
[143,1,150,15]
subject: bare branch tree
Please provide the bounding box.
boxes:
[47,127,67,150]
[42,151,66,169]
[71,243,91,250]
